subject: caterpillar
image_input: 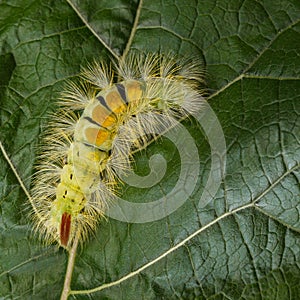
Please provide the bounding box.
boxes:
[30,53,205,249]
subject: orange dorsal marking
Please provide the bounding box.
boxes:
[92,105,116,128]
[105,90,127,114]
[85,127,111,148]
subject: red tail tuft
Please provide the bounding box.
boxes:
[60,212,71,247]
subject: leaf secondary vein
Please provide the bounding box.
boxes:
[69,163,299,295]
[65,0,119,60]
[121,0,144,60]
[0,141,41,219]
[242,18,300,75]
[208,18,300,101]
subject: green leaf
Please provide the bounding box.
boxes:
[0,0,299,299]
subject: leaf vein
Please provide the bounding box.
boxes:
[0,141,40,219]
[70,202,254,296]
[243,18,300,74]
[65,0,119,60]
[122,0,144,60]
[70,163,299,295]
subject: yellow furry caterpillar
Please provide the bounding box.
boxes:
[30,53,205,248]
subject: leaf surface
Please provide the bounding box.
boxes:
[0,0,299,299]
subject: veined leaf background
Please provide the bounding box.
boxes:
[0,0,300,299]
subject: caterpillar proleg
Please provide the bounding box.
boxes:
[30,53,205,249]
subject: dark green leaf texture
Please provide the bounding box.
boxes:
[0,0,299,299]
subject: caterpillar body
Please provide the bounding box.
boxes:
[30,53,205,249]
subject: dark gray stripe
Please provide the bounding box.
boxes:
[83,142,107,153]
[84,116,101,127]
[116,83,128,104]
[96,94,118,118]
[96,95,111,111]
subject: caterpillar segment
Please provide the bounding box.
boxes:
[30,53,205,248]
